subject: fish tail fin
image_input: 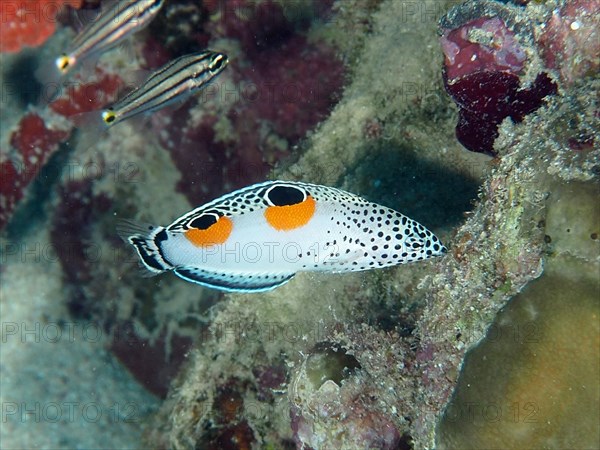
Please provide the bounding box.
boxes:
[35,59,67,105]
[70,109,150,153]
[116,219,171,276]
[67,110,112,152]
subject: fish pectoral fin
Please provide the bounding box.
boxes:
[173,267,295,293]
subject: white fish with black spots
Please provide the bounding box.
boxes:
[117,181,447,292]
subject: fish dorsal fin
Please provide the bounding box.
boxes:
[173,267,295,293]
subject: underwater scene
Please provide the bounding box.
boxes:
[0,0,598,448]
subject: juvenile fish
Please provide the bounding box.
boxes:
[100,51,228,126]
[55,0,164,75]
[118,181,446,292]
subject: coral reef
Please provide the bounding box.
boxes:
[2,0,598,448]
[142,1,599,449]
[437,179,599,447]
[440,0,598,156]
[3,0,346,402]
[0,0,82,53]
[0,68,122,230]
[438,257,599,449]
[416,74,599,450]
[290,340,404,449]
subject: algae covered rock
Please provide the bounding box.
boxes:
[289,342,404,450]
[436,175,599,449]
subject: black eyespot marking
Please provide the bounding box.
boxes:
[266,184,306,206]
[155,229,168,243]
[190,213,219,230]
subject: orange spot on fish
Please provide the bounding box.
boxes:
[264,195,316,231]
[185,216,233,247]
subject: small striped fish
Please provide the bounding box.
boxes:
[101,51,228,126]
[118,181,446,292]
[55,0,164,75]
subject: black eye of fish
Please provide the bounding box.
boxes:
[266,185,306,206]
[190,214,218,230]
